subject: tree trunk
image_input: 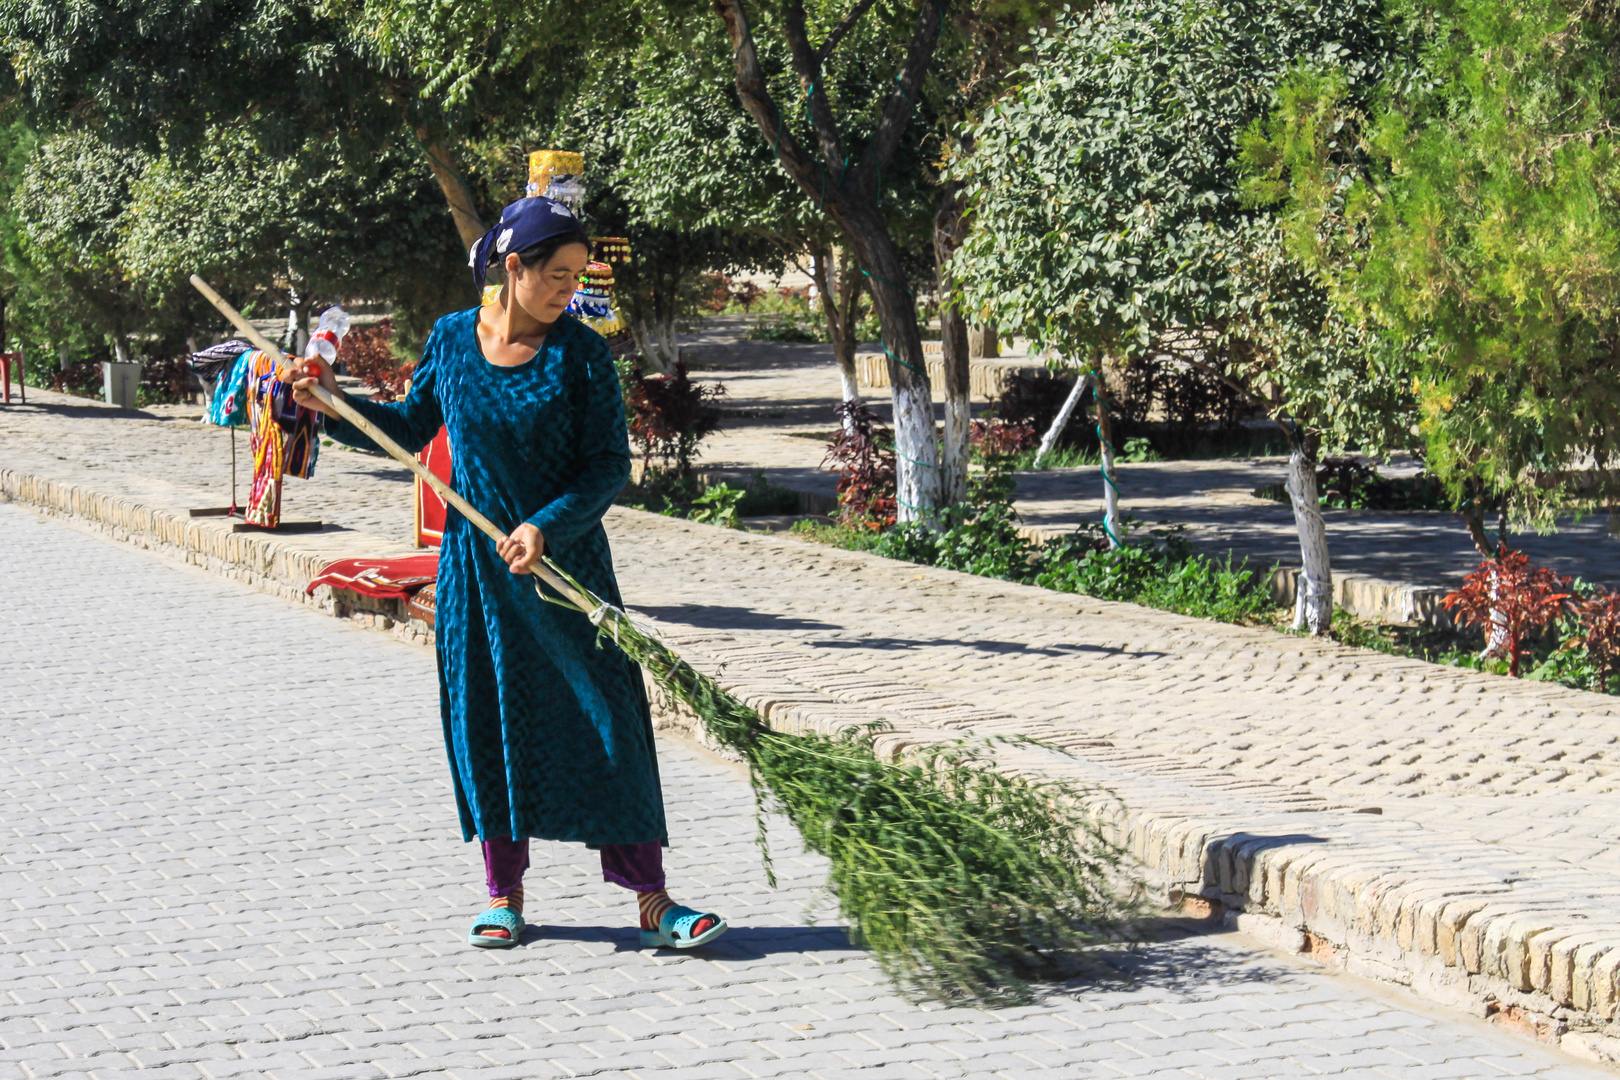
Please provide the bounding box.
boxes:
[845,206,942,521]
[715,0,947,518]
[1287,446,1333,634]
[1095,376,1121,548]
[58,341,70,371]
[413,129,486,252]
[630,318,676,375]
[968,323,998,358]
[934,184,971,506]
[808,241,862,410]
[1033,370,1088,469]
[1460,502,1501,558]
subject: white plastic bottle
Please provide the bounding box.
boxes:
[305,305,352,362]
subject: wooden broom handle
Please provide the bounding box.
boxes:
[187,274,591,610]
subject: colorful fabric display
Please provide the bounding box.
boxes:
[206,350,253,426]
[241,350,321,528]
[189,339,254,381]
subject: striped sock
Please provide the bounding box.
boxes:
[477,884,524,939]
[638,889,717,937]
[638,888,674,932]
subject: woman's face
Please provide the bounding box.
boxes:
[507,242,590,324]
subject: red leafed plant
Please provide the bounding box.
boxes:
[970,418,1038,460]
[825,399,896,528]
[624,361,724,477]
[341,318,414,401]
[1563,591,1620,694]
[1442,549,1573,676]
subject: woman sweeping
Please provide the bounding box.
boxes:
[292,196,727,950]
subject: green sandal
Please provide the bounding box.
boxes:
[467,906,523,948]
[641,905,728,949]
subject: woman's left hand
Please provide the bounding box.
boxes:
[497,523,545,574]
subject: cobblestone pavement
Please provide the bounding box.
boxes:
[5,389,1620,917]
[2,501,1610,1080]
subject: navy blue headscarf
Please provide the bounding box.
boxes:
[469,196,586,290]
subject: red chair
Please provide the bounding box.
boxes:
[415,426,452,547]
[0,352,22,405]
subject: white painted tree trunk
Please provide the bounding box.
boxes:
[839,366,860,405]
[1098,426,1121,548]
[1032,371,1090,469]
[1094,382,1122,549]
[630,319,677,375]
[1286,448,1334,634]
[891,381,943,523]
[942,393,971,505]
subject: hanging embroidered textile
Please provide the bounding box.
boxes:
[240,350,321,527]
[206,350,253,426]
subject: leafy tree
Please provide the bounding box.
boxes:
[610,38,868,388]
[1249,0,1620,536]
[951,0,1417,631]
[119,125,466,348]
[13,131,154,364]
[0,0,607,311]
[712,0,955,518]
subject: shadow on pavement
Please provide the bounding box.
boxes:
[13,400,156,421]
[636,604,845,633]
[1039,923,1299,1003]
[811,636,1170,660]
[528,922,859,957]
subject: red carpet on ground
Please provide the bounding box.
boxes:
[305,554,438,599]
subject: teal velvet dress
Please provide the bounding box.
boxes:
[327,308,666,846]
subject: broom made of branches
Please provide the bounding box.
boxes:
[191,275,1138,1003]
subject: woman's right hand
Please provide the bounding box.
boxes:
[290,358,344,418]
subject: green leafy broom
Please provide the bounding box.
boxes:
[192,275,1140,1004]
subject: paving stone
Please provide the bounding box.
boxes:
[0,457,1615,1080]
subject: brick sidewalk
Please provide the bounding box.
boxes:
[7,388,1620,1060]
[1,502,1608,1080]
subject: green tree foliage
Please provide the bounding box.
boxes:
[950,0,1417,457]
[13,131,153,361]
[119,126,466,346]
[1247,0,1620,525]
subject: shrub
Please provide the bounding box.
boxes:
[341,318,413,402]
[969,418,1038,459]
[860,455,1274,626]
[824,399,896,527]
[1035,522,1273,624]
[139,356,193,405]
[1443,549,1573,676]
[990,368,1078,441]
[625,361,724,477]
[746,315,824,343]
[1563,591,1620,694]
[689,484,745,529]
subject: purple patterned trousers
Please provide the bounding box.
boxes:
[481,837,664,896]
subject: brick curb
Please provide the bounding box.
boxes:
[8,463,1620,1066]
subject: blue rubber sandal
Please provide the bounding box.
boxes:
[467,906,523,948]
[641,905,728,949]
